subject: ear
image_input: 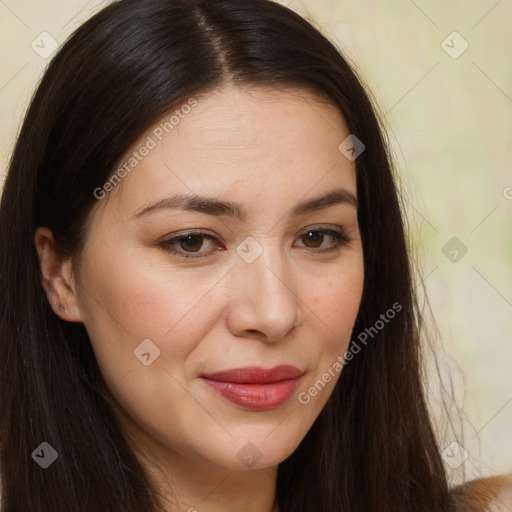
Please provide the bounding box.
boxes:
[34,226,83,322]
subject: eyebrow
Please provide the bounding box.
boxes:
[132,188,358,220]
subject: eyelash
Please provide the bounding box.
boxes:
[158,226,352,260]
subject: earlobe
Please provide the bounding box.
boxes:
[34,226,83,322]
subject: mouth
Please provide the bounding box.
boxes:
[200,365,304,411]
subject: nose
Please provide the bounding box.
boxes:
[225,245,303,342]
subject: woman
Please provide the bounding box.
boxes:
[0,0,508,511]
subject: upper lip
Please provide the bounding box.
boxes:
[201,365,304,384]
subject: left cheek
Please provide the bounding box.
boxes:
[310,277,363,336]
[305,275,363,373]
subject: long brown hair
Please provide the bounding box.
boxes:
[0,0,452,510]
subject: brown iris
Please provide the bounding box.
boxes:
[179,234,204,252]
[301,230,324,248]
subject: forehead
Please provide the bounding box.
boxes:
[93,84,356,221]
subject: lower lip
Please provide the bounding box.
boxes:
[202,378,301,411]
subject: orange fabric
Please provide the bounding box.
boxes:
[451,474,512,511]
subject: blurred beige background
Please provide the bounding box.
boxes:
[1,0,511,485]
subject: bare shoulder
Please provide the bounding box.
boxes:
[451,474,512,512]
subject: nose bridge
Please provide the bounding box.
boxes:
[228,237,302,339]
[241,235,292,293]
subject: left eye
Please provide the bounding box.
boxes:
[159,227,351,260]
[294,228,350,251]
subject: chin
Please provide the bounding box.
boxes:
[217,428,305,471]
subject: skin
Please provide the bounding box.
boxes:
[35,84,364,512]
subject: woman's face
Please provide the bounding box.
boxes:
[71,84,364,472]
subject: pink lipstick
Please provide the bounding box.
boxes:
[201,365,303,411]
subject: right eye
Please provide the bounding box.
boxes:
[159,231,224,259]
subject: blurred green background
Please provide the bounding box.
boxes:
[1,0,511,485]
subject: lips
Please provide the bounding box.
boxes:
[201,365,304,410]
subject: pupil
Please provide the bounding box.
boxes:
[180,235,203,252]
[304,231,323,247]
